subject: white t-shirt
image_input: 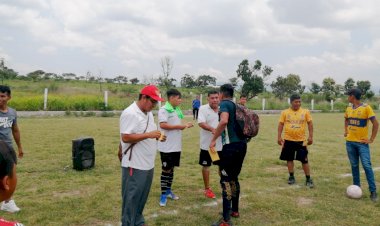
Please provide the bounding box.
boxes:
[157,106,182,153]
[120,102,157,170]
[198,104,223,151]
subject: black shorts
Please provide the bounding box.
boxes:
[199,149,220,166]
[219,142,247,180]
[279,140,309,164]
[160,152,181,170]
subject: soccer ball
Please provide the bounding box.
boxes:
[346,185,362,199]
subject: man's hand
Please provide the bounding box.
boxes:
[209,140,216,149]
[277,138,284,146]
[307,137,313,145]
[118,146,122,162]
[18,147,24,158]
[186,122,194,128]
[148,130,162,139]
[360,138,373,144]
[210,128,216,134]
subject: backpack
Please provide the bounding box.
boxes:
[234,103,260,141]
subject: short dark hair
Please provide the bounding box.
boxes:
[290,93,301,102]
[240,94,247,99]
[166,89,181,99]
[220,84,234,98]
[347,88,362,100]
[0,85,11,96]
[0,141,16,179]
[207,90,218,96]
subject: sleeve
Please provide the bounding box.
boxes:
[197,106,206,124]
[279,111,286,123]
[367,105,376,119]
[158,108,169,123]
[344,108,348,119]
[120,112,138,134]
[306,110,312,122]
[219,101,229,113]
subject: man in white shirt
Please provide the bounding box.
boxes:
[119,85,165,226]
[198,90,222,199]
[158,89,193,207]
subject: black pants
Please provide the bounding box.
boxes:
[193,108,199,120]
[219,141,247,221]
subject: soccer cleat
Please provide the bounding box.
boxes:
[212,217,233,226]
[159,194,167,207]
[205,188,216,199]
[230,211,240,218]
[306,178,314,188]
[166,190,179,200]
[370,192,378,202]
[288,176,296,185]
[1,200,20,213]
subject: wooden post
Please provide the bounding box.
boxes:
[44,88,48,110]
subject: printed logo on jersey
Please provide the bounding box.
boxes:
[0,117,13,128]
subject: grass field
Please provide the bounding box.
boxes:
[2,113,380,226]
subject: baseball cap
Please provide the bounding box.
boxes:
[140,85,164,101]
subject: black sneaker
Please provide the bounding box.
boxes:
[288,176,296,185]
[370,192,378,202]
[306,178,314,188]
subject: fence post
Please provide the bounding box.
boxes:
[287,98,290,105]
[44,88,48,110]
[200,94,203,106]
[311,99,314,111]
[262,98,266,111]
[331,100,334,111]
[158,94,162,108]
[233,97,236,103]
[104,90,108,108]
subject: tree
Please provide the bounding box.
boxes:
[310,82,321,94]
[130,77,140,85]
[344,78,355,93]
[196,75,216,87]
[321,77,337,101]
[158,56,175,89]
[62,73,77,81]
[229,77,238,88]
[270,74,304,99]
[357,80,374,99]
[27,70,45,82]
[236,59,273,99]
[180,74,196,88]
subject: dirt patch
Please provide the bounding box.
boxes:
[296,197,313,207]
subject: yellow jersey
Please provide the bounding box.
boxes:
[279,107,312,141]
[345,104,376,142]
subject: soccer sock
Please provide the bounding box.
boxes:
[289,172,294,177]
[167,171,174,191]
[306,175,311,180]
[161,171,171,195]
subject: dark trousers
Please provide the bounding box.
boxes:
[193,108,199,120]
[218,142,247,221]
[121,167,154,226]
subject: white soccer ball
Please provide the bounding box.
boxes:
[346,185,362,199]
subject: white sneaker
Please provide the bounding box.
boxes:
[1,200,21,213]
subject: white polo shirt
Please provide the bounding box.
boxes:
[198,104,223,151]
[157,106,182,153]
[120,102,157,170]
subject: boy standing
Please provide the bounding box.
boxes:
[192,95,201,120]
[198,90,222,199]
[344,88,378,202]
[277,93,314,188]
[158,89,193,207]
[0,85,23,213]
[210,84,247,226]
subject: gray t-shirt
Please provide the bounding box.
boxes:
[157,106,182,153]
[0,107,17,148]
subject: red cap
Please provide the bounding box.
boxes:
[140,85,164,101]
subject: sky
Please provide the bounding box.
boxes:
[1,0,380,91]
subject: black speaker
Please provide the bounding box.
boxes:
[72,137,95,170]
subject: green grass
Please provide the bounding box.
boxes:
[2,113,380,225]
